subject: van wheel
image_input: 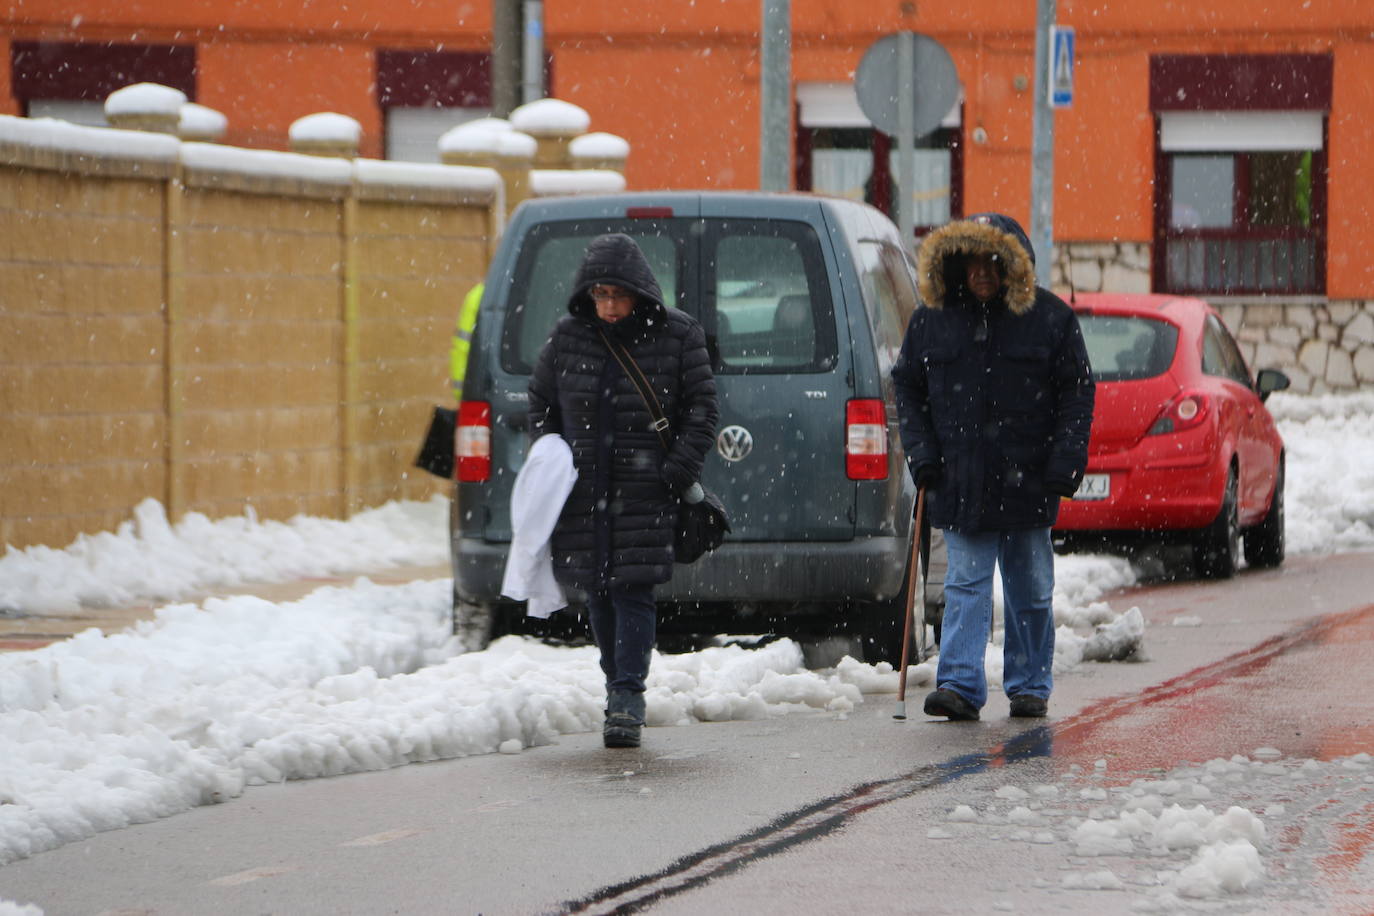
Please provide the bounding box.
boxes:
[1243,458,1285,569]
[1194,468,1241,579]
[453,597,495,652]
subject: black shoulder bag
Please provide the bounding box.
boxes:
[598,329,730,564]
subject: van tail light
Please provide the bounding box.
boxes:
[846,399,888,480]
[456,401,492,481]
[1146,391,1210,437]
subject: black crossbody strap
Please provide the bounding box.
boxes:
[597,328,673,452]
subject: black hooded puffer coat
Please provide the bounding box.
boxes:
[891,213,1095,533]
[528,233,719,590]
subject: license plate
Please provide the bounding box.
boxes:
[1071,473,1110,501]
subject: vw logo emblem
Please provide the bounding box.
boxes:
[716,425,753,462]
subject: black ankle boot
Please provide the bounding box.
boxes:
[603,713,641,748]
[604,689,646,748]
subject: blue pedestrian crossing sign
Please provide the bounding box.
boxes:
[1049,26,1075,108]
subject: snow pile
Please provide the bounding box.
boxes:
[355,158,501,195]
[510,97,591,135]
[180,141,353,184]
[1269,391,1374,554]
[288,111,361,144]
[0,543,1147,870]
[438,117,513,154]
[0,496,449,615]
[941,750,1373,909]
[0,580,889,867]
[0,114,180,161]
[570,131,630,160]
[105,82,186,117]
[177,103,227,140]
[530,168,627,196]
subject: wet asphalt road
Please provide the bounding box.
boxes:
[1,551,1372,915]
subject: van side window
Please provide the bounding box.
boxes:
[858,240,919,366]
[709,222,837,374]
[500,222,684,373]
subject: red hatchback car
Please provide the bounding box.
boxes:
[1053,293,1290,578]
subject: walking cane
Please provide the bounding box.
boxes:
[893,486,927,720]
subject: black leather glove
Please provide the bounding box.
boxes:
[913,463,941,490]
[1045,476,1079,498]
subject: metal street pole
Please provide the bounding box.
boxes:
[896,31,915,247]
[491,0,521,117]
[521,0,545,104]
[759,0,792,191]
[1029,0,1055,285]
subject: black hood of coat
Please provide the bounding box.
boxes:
[567,233,668,326]
[915,212,1038,315]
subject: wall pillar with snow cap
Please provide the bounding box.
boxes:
[493,130,537,217]
[509,98,590,170]
[438,118,512,169]
[178,104,228,143]
[288,112,361,158]
[569,131,629,173]
[105,83,187,135]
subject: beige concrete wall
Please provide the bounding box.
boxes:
[1,131,501,550]
[348,200,489,511]
[173,186,348,522]
[0,167,169,549]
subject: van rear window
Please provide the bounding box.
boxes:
[500,220,687,374]
[499,217,837,375]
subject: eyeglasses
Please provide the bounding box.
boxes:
[589,285,634,304]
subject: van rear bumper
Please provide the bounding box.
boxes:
[454,537,908,605]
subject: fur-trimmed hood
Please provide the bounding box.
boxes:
[915,212,1038,315]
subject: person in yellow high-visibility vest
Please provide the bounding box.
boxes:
[450,282,484,401]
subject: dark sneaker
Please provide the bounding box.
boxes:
[923,688,980,721]
[1009,694,1048,718]
[603,713,642,748]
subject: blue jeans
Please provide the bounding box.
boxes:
[937,527,1056,709]
[586,583,656,694]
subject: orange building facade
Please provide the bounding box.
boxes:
[4,1,1372,302]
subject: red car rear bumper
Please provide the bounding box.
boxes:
[1055,425,1227,532]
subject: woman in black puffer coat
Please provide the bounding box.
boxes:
[528,233,718,748]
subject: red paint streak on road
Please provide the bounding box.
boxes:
[1052,603,1374,767]
[1318,801,1374,916]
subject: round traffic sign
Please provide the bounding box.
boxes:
[855,32,960,137]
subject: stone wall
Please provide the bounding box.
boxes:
[1051,241,1374,393]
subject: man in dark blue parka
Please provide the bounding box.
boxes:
[892,213,1094,721]
[528,233,718,747]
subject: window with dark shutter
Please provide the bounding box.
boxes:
[1150,54,1331,297]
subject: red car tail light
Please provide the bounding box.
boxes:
[456,401,492,481]
[1146,391,1210,437]
[625,206,673,219]
[846,399,888,480]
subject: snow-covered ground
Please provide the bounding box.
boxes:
[1,391,1373,911]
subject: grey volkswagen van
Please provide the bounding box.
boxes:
[451,191,933,664]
